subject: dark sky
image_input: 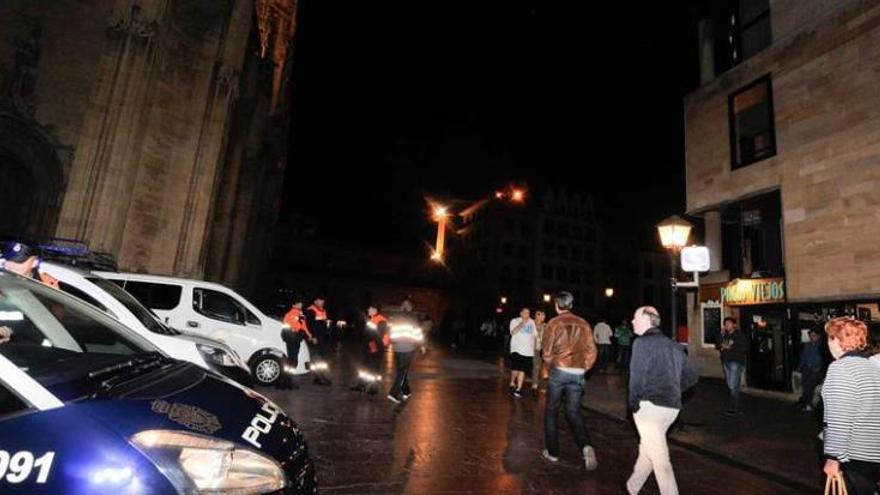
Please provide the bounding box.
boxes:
[283,1,700,254]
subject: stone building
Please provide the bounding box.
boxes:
[684,0,880,394]
[0,0,297,294]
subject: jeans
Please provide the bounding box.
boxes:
[389,351,414,397]
[722,360,744,413]
[545,368,592,457]
[627,401,681,495]
[799,366,822,407]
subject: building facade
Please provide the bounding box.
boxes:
[0,0,297,294]
[455,189,603,317]
[684,0,880,393]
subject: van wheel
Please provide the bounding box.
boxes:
[252,355,282,386]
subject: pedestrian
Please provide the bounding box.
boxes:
[480,318,496,352]
[306,297,332,385]
[541,291,598,471]
[615,319,634,369]
[508,307,536,399]
[821,317,880,494]
[280,298,316,390]
[715,317,749,416]
[352,305,389,395]
[797,329,824,412]
[593,318,613,371]
[530,310,547,397]
[626,306,698,495]
[387,299,425,403]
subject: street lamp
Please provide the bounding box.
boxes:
[605,288,614,298]
[656,215,693,337]
[431,204,449,262]
[511,189,525,202]
[542,293,552,303]
[500,296,508,305]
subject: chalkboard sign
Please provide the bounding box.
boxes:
[702,302,722,347]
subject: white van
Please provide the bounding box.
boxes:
[95,271,310,386]
[39,262,253,385]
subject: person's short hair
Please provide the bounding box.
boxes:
[535,310,545,315]
[723,317,737,325]
[520,307,530,313]
[639,307,661,327]
[554,291,574,311]
[825,317,868,352]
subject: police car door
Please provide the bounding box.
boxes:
[191,288,260,358]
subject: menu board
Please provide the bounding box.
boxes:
[702,302,722,347]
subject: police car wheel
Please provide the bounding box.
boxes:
[252,356,282,385]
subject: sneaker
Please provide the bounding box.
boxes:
[541,449,559,463]
[402,393,412,401]
[512,390,524,400]
[800,405,813,412]
[387,394,402,404]
[583,446,598,471]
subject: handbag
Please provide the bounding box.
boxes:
[824,473,848,495]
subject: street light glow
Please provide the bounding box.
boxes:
[500,296,507,304]
[543,294,551,303]
[511,189,525,202]
[605,288,614,298]
[657,215,693,251]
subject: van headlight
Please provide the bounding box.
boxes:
[197,344,246,369]
[131,430,286,494]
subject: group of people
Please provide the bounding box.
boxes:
[280,297,426,403]
[504,291,698,493]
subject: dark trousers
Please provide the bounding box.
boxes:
[844,460,880,495]
[545,368,592,457]
[283,331,304,367]
[799,366,822,407]
[314,331,332,358]
[618,346,631,368]
[598,344,612,369]
[389,351,414,397]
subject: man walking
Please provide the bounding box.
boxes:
[626,306,698,495]
[530,310,547,397]
[797,329,824,412]
[716,317,749,415]
[593,318,613,370]
[541,291,598,470]
[615,319,634,369]
[388,299,425,403]
[508,308,537,399]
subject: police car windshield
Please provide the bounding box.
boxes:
[0,271,159,401]
[87,277,179,336]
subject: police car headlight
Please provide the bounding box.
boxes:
[131,430,286,494]
[197,343,245,368]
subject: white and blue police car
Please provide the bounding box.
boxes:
[0,269,316,494]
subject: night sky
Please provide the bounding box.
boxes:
[283,1,700,255]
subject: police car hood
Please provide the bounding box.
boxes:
[75,363,305,462]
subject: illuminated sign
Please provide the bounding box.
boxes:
[720,278,785,306]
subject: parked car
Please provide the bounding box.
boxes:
[95,272,310,387]
[39,262,253,386]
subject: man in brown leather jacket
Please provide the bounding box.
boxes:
[541,291,598,470]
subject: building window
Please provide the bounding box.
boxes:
[584,227,596,242]
[542,241,555,258]
[543,220,555,235]
[557,223,570,237]
[558,244,569,260]
[583,271,593,285]
[542,264,553,279]
[570,270,581,283]
[504,219,515,234]
[733,0,771,63]
[503,243,513,257]
[519,221,529,237]
[501,265,513,280]
[556,266,567,282]
[572,246,581,262]
[518,245,529,260]
[517,266,528,281]
[729,75,776,169]
[572,226,583,239]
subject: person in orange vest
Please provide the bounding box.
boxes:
[1,241,59,289]
[306,296,332,386]
[281,299,315,390]
[351,305,389,394]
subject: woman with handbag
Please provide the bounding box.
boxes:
[821,317,880,494]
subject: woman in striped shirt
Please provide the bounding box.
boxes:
[822,317,880,494]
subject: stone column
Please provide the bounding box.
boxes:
[705,210,722,272]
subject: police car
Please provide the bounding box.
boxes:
[0,270,317,493]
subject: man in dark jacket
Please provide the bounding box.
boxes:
[626,306,698,495]
[716,317,749,415]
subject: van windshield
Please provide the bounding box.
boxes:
[87,277,179,336]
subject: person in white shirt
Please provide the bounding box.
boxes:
[508,307,537,399]
[593,319,613,371]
